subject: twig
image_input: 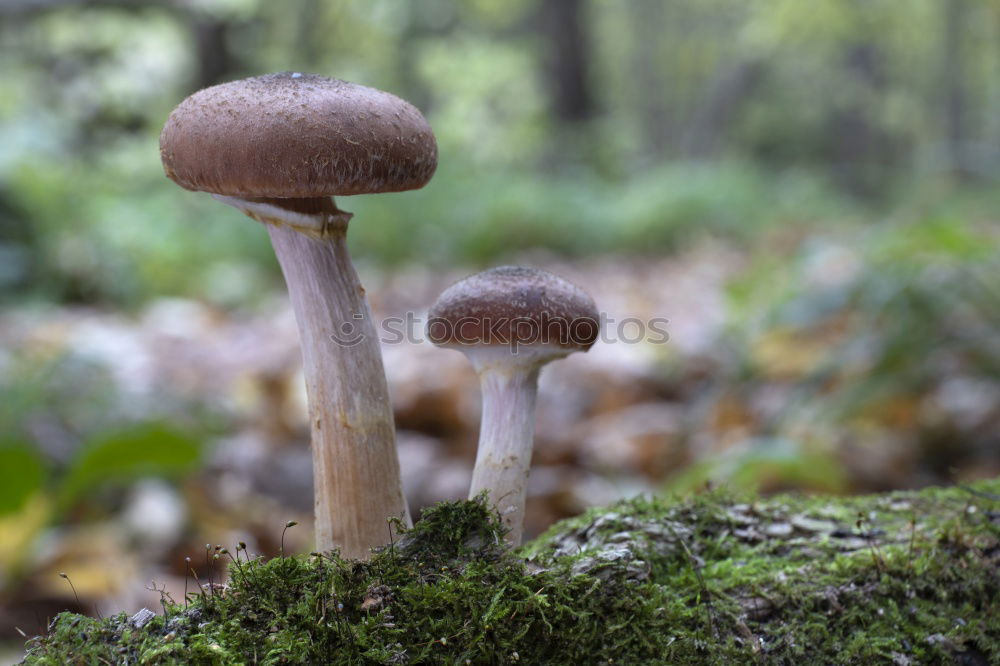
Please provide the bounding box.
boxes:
[146,580,174,621]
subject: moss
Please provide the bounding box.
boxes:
[23,481,1000,665]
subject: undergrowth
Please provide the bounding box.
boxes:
[23,481,1000,664]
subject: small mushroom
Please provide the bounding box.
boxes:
[160,72,437,558]
[426,266,600,544]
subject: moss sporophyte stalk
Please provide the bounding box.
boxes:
[23,481,1000,664]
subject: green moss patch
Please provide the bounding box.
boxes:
[23,482,1000,664]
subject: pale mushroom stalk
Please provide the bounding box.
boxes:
[160,73,438,559]
[217,195,409,558]
[468,355,541,545]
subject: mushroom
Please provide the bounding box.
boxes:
[159,72,437,559]
[426,266,600,544]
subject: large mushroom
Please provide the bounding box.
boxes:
[160,72,437,559]
[426,266,600,544]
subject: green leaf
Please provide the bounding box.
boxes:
[0,443,46,516]
[57,422,201,513]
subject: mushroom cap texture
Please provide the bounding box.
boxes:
[427,266,600,351]
[159,72,438,198]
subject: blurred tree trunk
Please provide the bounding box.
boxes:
[941,0,969,179]
[826,43,893,200]
[681,59,764,159]
[190,12,232,89]
[630,0,671,161]
[294,0,322,70]
[534,0,597,169]
[393,5,456,115]
[538,0,595,123]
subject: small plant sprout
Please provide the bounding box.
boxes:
[185,557,206,601]
[205,543,214,592]
[427,266,600,544]
[58,572,81,608]
[160,73,438,559]
[282,520,299,557]
[236,541,248,564]
[61,572,102,620]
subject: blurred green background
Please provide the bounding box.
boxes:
[1,0,999,649]
[1,0,998,303]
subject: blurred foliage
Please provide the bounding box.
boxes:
[674,210,1000,492]
[55,423,201,516]
[0,421,200,519]
[0,350,204,583]
[0,444,46,516]
[0,0,997,306]
[0,423,201,594]
[735,214,1000,401]
[667,437,849,495]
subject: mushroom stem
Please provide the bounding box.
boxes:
[469,360,541,545]
[229,195,410,558]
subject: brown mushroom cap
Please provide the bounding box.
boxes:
[159,72,437,198]
[427,266,600,352]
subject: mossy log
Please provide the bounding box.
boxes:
[23,480,1000,664]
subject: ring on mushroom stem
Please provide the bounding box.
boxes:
[426,266,600,545]
[160,72,438,560]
